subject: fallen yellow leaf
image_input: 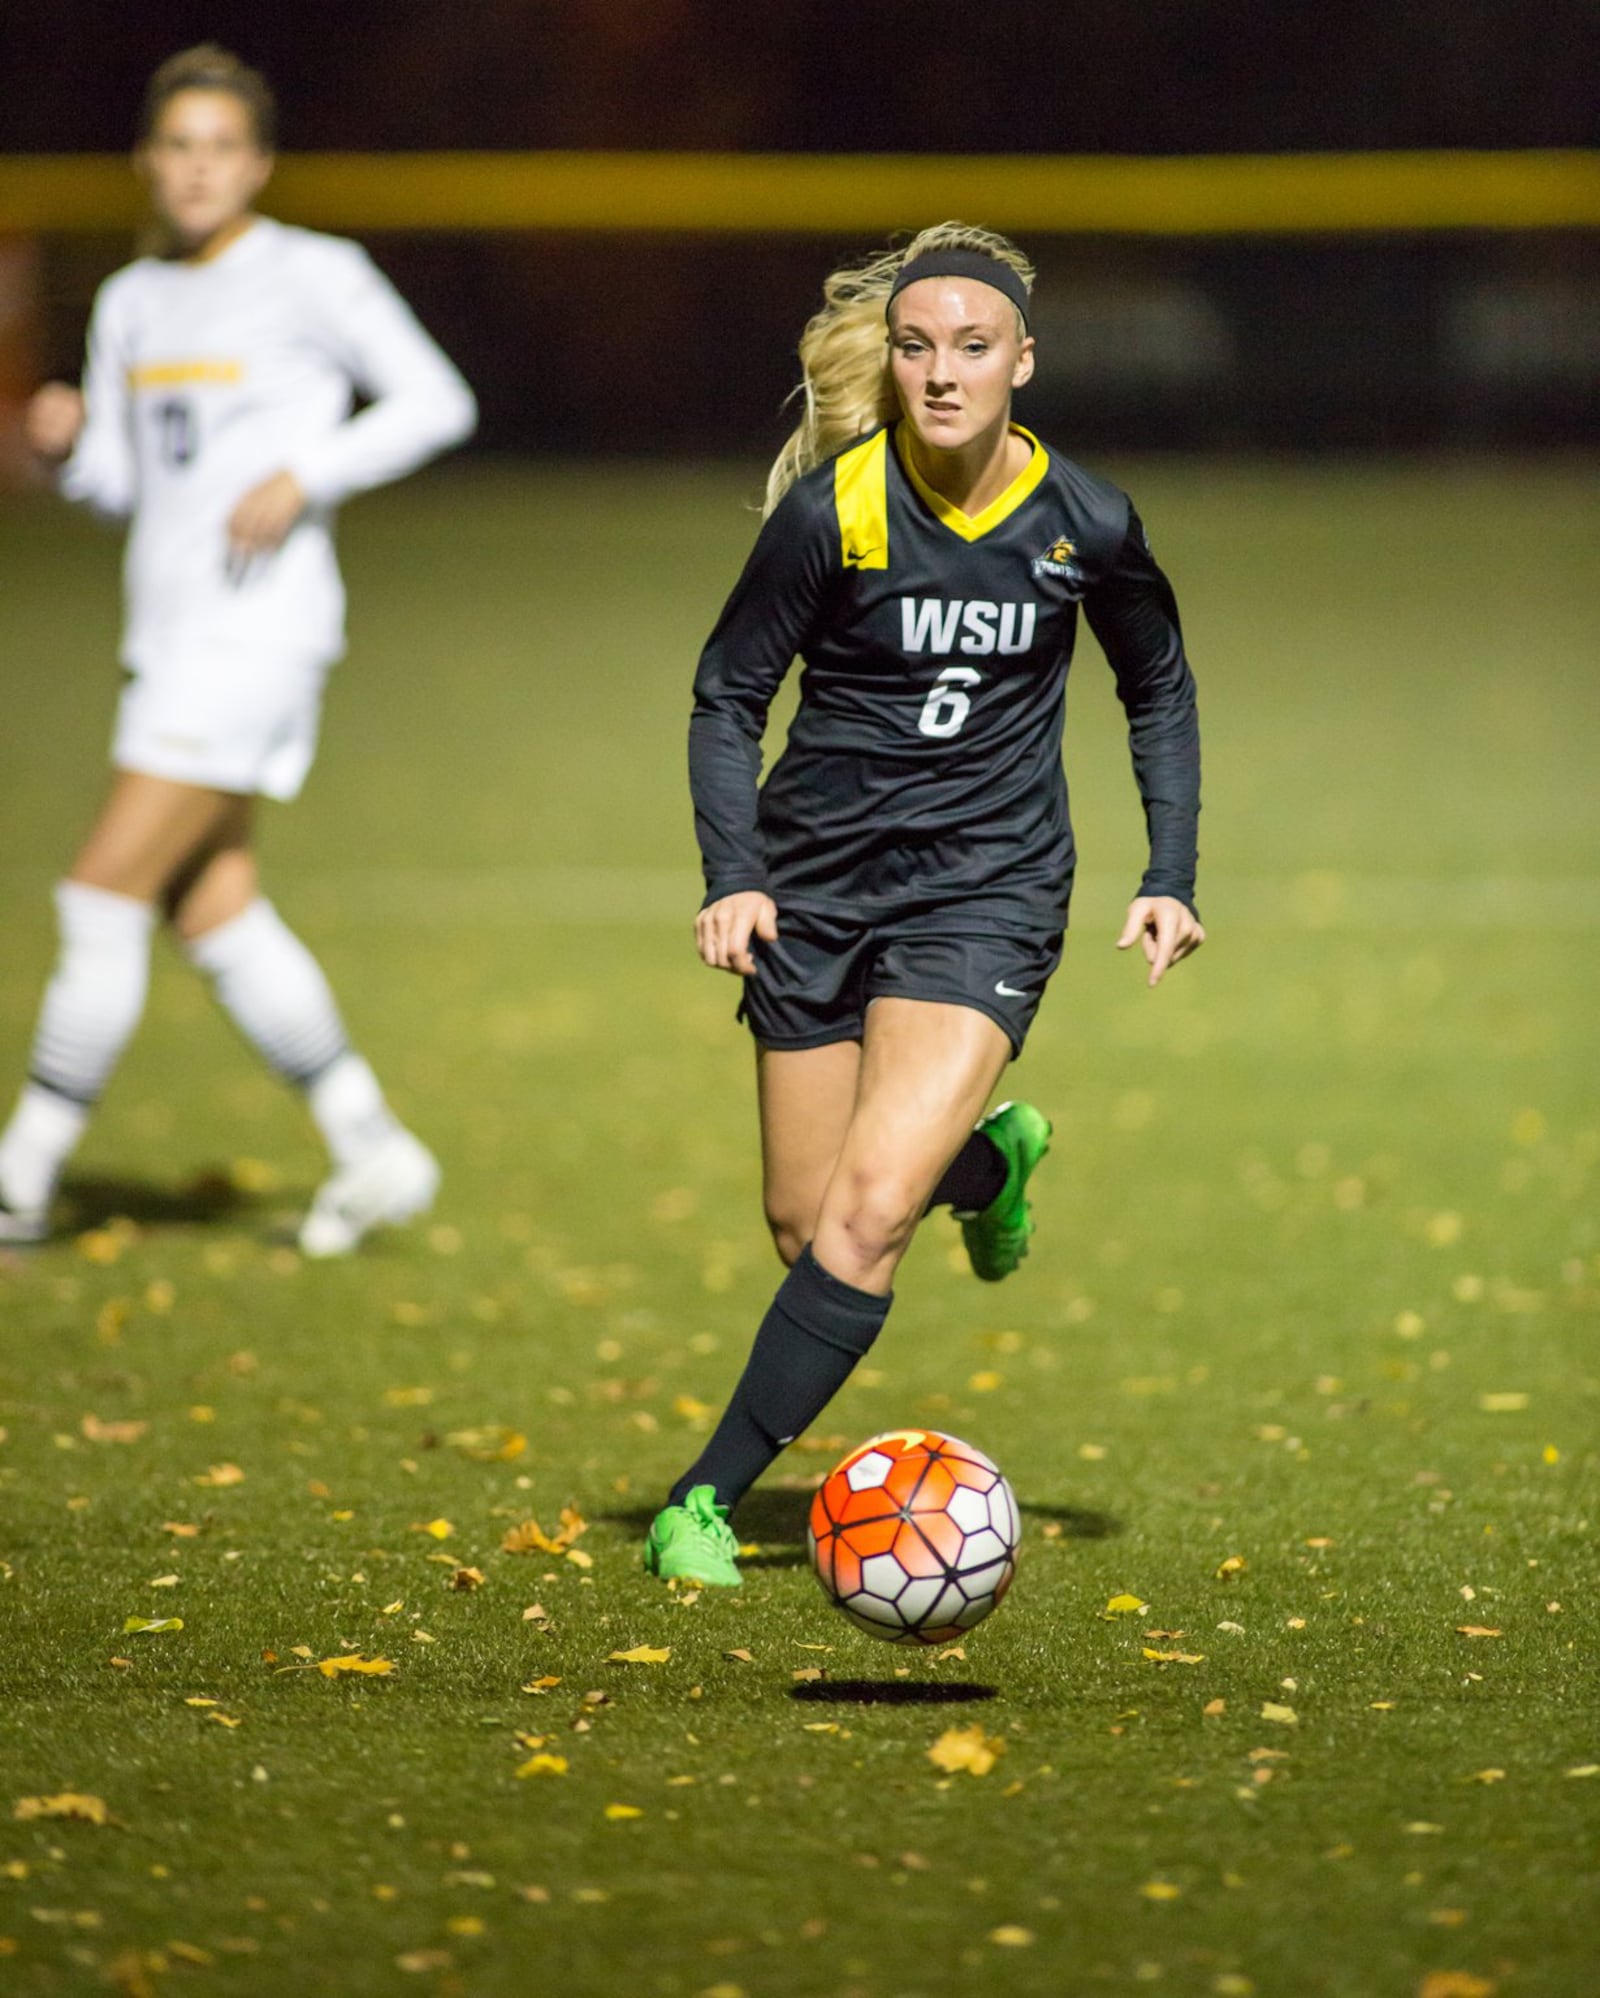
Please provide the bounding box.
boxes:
[1143,1649,1206,1665]
[1566,1764,1600,1779]
[12,1794,109,1826]
[1260,1702,1298,1725]
[80,1415,147,1445]
[723,1648,756,1664]
[514,1754,568,1778]
[604,1804,643,1820]
[450,1567,486,1592]
[1102,1593,1149,1618]
[989,1926,1035,1946]
[502,1505,588,1555]
[411,1518,453,1541]
[192,1463,244,1488]
[927,1725,1006,1777]
[315,1655,395,1678]
[1417,1974,1495,1998]
[1139,1880,1182,1901]
[607,1645,670,1664]
[123,1616,183,1635]
[1455,1626,1503,1639]
[161,1522,199,1537]
[445,1425,526,1462]
[792,1667,825,1683]
[1215,1554,1248,1580]
[1477,1392,1528,1413]
[78,1223,136,1264]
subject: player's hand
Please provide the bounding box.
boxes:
[227,470,307,556]
[696,892,778,977]
[1116,895,1205,988]
[24,383,85,462]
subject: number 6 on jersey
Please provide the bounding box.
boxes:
[917,664,982,739]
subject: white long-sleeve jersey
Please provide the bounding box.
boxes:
[60,216,477,672]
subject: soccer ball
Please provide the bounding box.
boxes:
[807,1429,1020,1645]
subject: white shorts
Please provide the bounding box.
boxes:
[112,650,331,802]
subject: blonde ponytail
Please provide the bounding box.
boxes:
[763,221,1036,517]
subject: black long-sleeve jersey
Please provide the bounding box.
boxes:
[689,422,1201,933]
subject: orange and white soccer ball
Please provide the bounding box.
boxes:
[807,1429,1020,1645]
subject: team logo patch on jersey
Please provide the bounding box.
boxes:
[1031,534,1082,582]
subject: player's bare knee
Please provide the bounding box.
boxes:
[765,1209,808,1268]
[820,1170,921,1277]
[168,845,258,940]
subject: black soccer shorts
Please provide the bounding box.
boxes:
[737,907,1064,1058]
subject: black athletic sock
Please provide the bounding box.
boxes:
[668,1245,892,1511]
[929,1129,1007,1213]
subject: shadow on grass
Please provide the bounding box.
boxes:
[790,1679,998,1706]
[57,1171,268,1232]
[1019,1501,1121,1539]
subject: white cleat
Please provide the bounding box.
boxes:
[0,1198,49,1246]
[298,1130,440,1258]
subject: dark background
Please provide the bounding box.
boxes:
[4,0,1597,454]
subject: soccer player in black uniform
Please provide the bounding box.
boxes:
[645,222,1203,1585]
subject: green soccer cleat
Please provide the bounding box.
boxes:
[642,1484,743,1588]
[958,1099,1053,1283]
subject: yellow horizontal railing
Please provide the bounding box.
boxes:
[3,150,1598,235]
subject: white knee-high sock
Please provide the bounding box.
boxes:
[185,898,349,1085]
[185,900,401,1167]
[0,881,155,1209]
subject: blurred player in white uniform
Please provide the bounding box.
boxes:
[0,45,477,1253]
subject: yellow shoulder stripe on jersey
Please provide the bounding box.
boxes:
[127,360,244,389]
[834,429,891,570]
[897,423,1050,542]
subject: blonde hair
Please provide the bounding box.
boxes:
[763,221,1035,516]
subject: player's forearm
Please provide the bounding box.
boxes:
[287,376,477,508]
[57,437,136,520]
[688,710,771,901]
[1131,709,1202,910]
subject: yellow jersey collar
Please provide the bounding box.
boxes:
[895,422,1050,542]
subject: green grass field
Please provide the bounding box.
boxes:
[1,458,1596,1998]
